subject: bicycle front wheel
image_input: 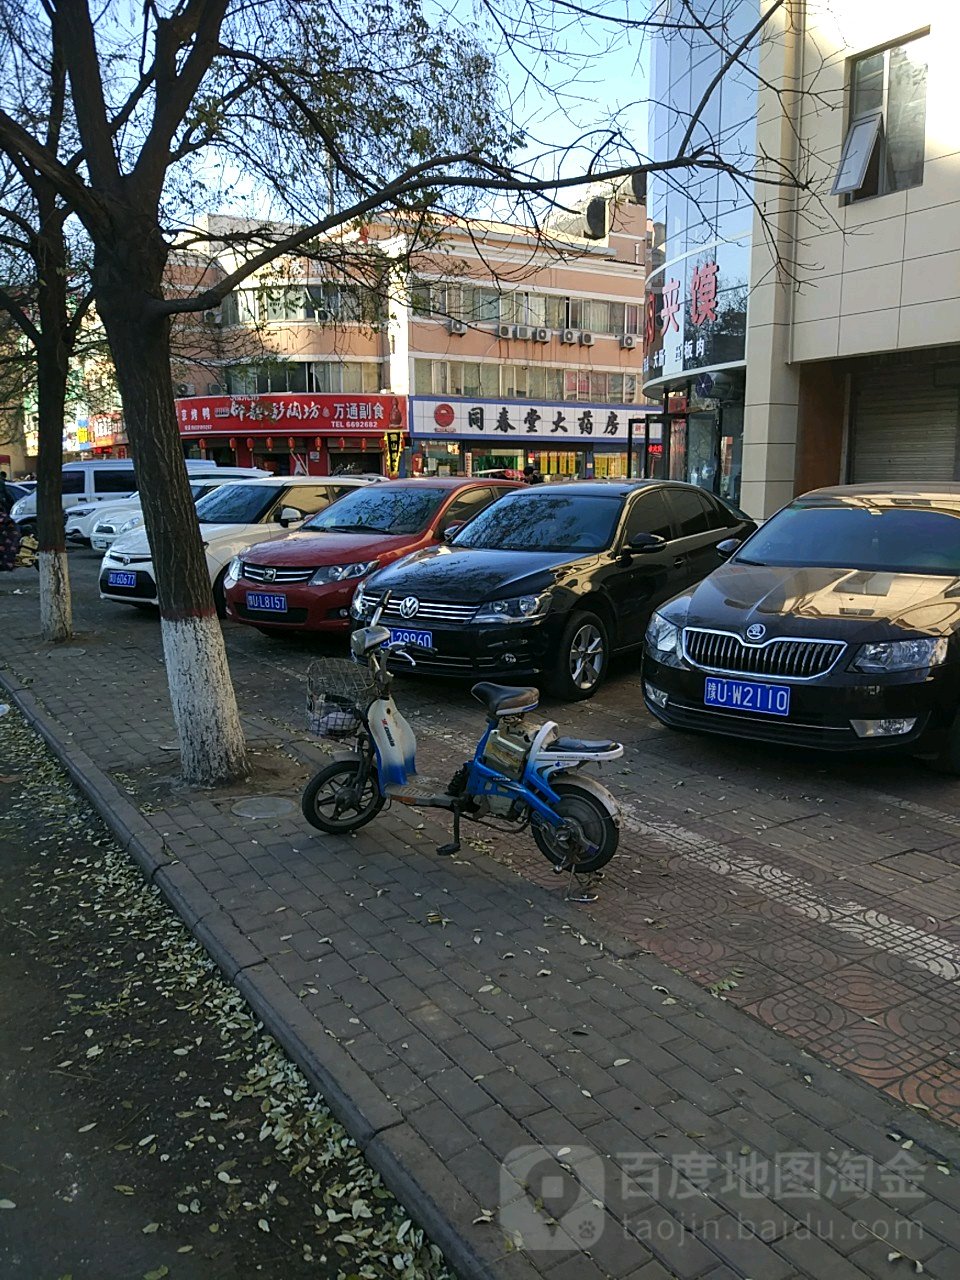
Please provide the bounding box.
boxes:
[301,758,384,834]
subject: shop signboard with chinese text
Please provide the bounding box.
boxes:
[411,396,660,443]
[176,394,406,435]
[642,237,749,390]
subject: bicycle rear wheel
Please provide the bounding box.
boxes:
[532,778,618,873]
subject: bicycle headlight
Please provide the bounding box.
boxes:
[310,561,378,586]
[473,593,550,624]
[853,637,948,674]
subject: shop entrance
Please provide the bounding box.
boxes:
[329,449,383,477]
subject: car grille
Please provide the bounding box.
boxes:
[94,523,117,535]
[104,552,153,565]
[683,629,846,680]
[379,597,478,625]
[242,562,314,584]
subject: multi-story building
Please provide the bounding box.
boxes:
[645,0,960,516]
[174,190,657,479]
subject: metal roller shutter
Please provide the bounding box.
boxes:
[850,371,959,482]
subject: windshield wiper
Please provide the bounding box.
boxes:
[314,523,374,533]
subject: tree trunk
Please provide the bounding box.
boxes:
[34,207,73,643]
[93,235,247,787]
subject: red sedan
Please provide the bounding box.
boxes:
[223,477,519,634]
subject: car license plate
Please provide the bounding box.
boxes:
[246,591,287,613]
[389,626,433,649]
[704,677,791,717]
[107,571,137,588]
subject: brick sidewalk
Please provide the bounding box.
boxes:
[4,560,960,1279]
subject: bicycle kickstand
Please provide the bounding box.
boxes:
[564,864,601,904]
[437,804,462,857]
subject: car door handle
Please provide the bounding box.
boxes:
[673,556,685,568]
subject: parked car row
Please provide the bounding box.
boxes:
[92,469,960,772]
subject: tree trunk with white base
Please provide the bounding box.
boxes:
[94,229,247,787]
[34,196,73,644]
[37,549,72,641]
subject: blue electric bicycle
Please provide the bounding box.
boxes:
[302,597,624,890]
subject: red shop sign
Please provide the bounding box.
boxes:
[176,393,406,434]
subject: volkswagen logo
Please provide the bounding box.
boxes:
[746,623,766,642]
[399,596,420,620]
[263,567,276,582]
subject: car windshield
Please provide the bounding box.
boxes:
[194,483,278,525]
[454,492,622,552]
[302,486,447,535]
[736,501,960,575]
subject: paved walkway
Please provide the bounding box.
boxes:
[3,555,960,1279]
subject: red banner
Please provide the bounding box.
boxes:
[176,393,406,435]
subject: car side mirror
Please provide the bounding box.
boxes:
[716,537,742,559]
[627,531,667,555]
[441,522,464,542]
[278,506,302,527]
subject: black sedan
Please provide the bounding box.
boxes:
[642,483,960,769]
[351,480,755,699]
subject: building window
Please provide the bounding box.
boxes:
[409,277,641,335]
[832,34,929,199]
[226,361,380,394]
[411,358,639,403]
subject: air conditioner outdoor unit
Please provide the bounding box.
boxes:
[449,319,468,335]
[579,332,595,347]
[515,325,532,341]
[560,328,578,344]
[204,310,221,327]
[498,323,516,340]
[176,382,196,396]
[619,334,638,350]
[533,327,550,343]
[207,382,224,395]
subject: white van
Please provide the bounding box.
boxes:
[12,459,263,533]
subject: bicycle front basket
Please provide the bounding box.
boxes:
[306,658,376,737]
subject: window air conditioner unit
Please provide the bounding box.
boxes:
[579,332,595,347]
[449,319,468,335]
[619,334,638,350]
[533,327,550,343]
[498,323,516,339]
[515,325,532,341]
[207,382,224,395]
[176,382,196,396]
[560,328,578,344]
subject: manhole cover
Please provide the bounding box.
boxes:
[231,796,296,820]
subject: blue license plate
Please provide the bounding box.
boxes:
[704,677,791,717]
[246,591,287,613]
[389,626,433,649]
[107,571,137,588]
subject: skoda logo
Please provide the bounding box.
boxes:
[399,596,420,620]
[746,623,766,642]
[263,567,276,582]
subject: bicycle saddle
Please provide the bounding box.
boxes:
[471,682,540,718]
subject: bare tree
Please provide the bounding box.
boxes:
[0,0,807,784]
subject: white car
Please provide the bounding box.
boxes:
[98,475,375,614]
[86,469,269,551]
[67,465,269,545]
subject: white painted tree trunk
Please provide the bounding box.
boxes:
[38,549,73,643]
[160,614,248,786]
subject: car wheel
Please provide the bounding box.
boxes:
[546,610,609,701]
[212,568,228,619]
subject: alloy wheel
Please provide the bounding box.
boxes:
[569,623,604,690]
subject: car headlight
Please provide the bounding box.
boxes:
[645,611,684,666]
[310,561,378,586]
[852,637,949,674]
[119,515,143,533]
[225,555,242,584]
[473,593,550,624]
[10,498,26,518]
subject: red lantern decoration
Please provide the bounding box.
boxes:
[339,437,345,449]
[314,436,321,448]
[229,437,236,449]
[288,436,295,449]
[246,437,254,449]
[198,437,206,449]
[266,436,273,450]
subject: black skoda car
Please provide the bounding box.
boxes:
[643,483,960,770]
[351,481,755,700]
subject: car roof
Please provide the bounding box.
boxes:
[348,477,518,490]
[499,480,687,497]
[229,474,372,488]
[801,482,960,501]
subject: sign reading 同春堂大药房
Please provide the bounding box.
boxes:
[411,397,660,442]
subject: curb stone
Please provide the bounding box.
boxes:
[0,669,503,1280]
